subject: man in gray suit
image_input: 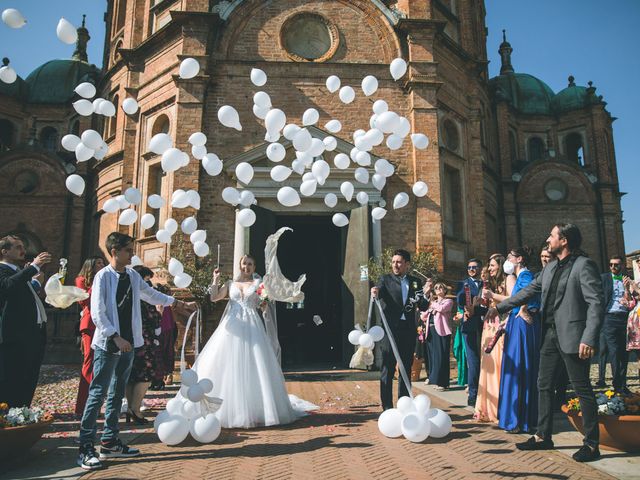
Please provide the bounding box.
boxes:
[487,223,604,462]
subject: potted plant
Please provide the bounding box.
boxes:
[562,390,640,452]
[0,403,54,460]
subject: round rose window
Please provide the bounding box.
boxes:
[544,178,568,202]
[281,13,339,62]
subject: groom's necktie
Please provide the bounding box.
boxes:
[23,268,48,326]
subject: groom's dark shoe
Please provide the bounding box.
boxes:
[516,436,554,451]
[572,445,600,462]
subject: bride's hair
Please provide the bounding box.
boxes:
[239,254,256,266]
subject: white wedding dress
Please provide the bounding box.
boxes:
[188,279,317,429]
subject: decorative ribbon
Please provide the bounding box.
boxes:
[350,297,376,368]
[180,307,201,373]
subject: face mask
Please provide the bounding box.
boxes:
[503,260,515,275]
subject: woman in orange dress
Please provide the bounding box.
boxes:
[474,254,514,422]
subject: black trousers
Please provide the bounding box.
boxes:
[380,322,415,410]
[602,312,629,390]
[0,327,47,407]
[537,326,598,448]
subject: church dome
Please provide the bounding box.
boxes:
[552,76,601,113]
[25,59,99,104]
[490,73,555,115]
[0,58,28,100]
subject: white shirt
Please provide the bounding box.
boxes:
[91,264,175,351]
[400,275,409,320]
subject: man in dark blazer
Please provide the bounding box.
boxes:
[0,235,52,407]
[489,224,604,463]
[456,258,486,406]
[371,249,430,410]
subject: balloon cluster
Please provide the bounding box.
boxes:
[155,368,222,445]
[348,325,385,349]
[378,394,453,443]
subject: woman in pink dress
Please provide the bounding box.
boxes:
[474,254,514,422]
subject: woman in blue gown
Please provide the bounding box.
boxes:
[496,246,541,433]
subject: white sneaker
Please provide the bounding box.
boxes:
[77,443,103,470]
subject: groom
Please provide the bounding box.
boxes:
[371,249,430,410]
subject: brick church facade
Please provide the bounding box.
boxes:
[0,1,625,365]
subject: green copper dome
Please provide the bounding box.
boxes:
[551,77,602,113]
[25,59,99,104]
[490,73,555,115]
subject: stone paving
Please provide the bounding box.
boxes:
[1,368,627,480]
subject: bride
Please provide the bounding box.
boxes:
[186,245,316,429]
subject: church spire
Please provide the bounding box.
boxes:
[498,29,514,75]
[72,14,90,62]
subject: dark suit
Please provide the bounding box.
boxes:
[0,263,47,407]
[376,274,428,410]
[599,273,629,390]
[456,277,486,402]
[497,255,604,448]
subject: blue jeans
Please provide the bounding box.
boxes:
[79,347,134,445]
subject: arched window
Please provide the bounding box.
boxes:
[509,131,518,163]
[0,119,14,151]
[113,0,127,35]
[565,132,585,166]
[442,119,460,153]
[152,114,170,136]
[112,40,123,65]
[107,95,119,139]
[40,126,58,151]
[528,136,545,162]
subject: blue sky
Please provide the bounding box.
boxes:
[2,1,638,252]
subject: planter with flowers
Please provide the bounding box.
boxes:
[0,403,54,460]
[562,390,640,452]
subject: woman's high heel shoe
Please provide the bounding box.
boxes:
[126,409,149,425]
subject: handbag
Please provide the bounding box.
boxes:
[484,325,505,354]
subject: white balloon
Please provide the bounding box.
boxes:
[130,255,144,267]
[302,108,319,126]
[157,414,190,446]
[65,175,85,196]
[253,92,272,109]
[0,66,17,84]
[369,114,378,129]
[190,230,206,244]
[235,162,254,185]
[266,142,286,162]
[166,398,184,415]
[354,167,369,184]
[100,100,116,117]
[265,108,286,133]
[358,333,374,349]
[147,194,165,209]
[348,329,363,345]
[218,105,242,131]
[355,135,372,153]
[361,75,379,96]
[222,187,240,206]
[253,104,269,120]
[307,138,325,157]
[428,409,453,438]
[2,9,26,28]
[202,153,223,176]
[168,258,184,276]
[237,208,256,227]
[190,413,221,443]
[323,136,337,152]
[198,378,213,394]
[397,396,417,415]
[149,133,173,155]
[188,131,207,147]
[356,191,369,206]
[413,394,432,416]
[179,57,200,79]
[386,134,403,150]
[326,75,341,93]
[181,217,198,235]
[365,128,384,147]
[191,145,207,160]
[390,57,408,80]
[332,213,349,228]
[122,98,139,115]
[291,159,305,175]
[293,128,312,152]
[333,153,350,170]
[277,187,301,207]
[73,99,94,116]
[302,172,315,183]
[75,142,94,162]
[122,187,141,206]
[118,208,138,226]
[250,68,267,86]
[372,174,386,191]
[325,120,342,133]
[376,111,400,134]
[378,408,403,438]
[103,198,120,213]
[311,160,330,183]
[283,123,301,140]
[371,207,387,220]
[156,229,172,244]
[339,86,355,104]
[161,148,183,173]
[193,241,210,257]
[56,18,77,45]
[393,192,410,209]
[412,181,429,197]
[300,179,317,197]
[181,368,199,386]
[324,193,338,208]
[140,213,156,230]
[174,272,193,289]
[61,134,81,152]
[239,190,256,207]
[395,117,411,138]
[368,325,385,342]
[81,130,103,150]
[355,151,371,167]
[373,100,388,115]
[116,194,130,210]
[401,412,431,443]
[297,150,314,167]
[411,133,429,150]
[92,98,105,114]
[270,165,292,182]
[340,182,354,201]
[181,400,200,420]
[94,142,109,160]
[375,159,394,177]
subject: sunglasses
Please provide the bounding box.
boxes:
[610,263,621,268]
[467,266,478,270]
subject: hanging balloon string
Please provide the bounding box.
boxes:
[180,307,201,373]
[365,295,375,331]
[373,297,414,399]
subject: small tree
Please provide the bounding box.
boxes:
[367,247,439,285]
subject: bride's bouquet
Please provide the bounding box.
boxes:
[256,282,269,308]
